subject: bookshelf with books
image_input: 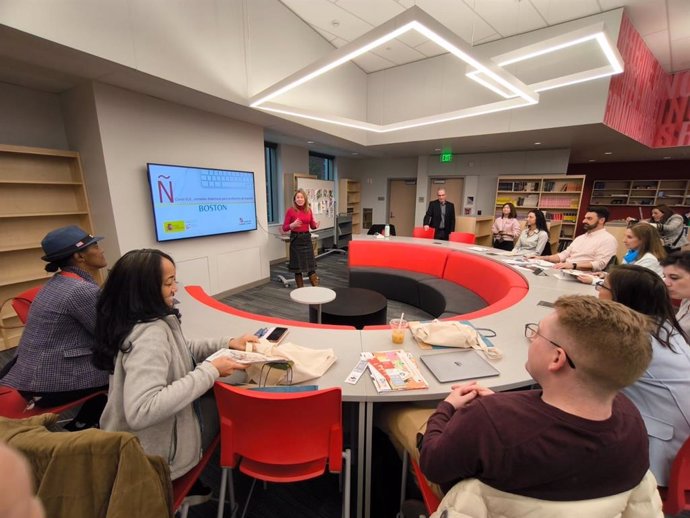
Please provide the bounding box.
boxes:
[338,178,361,234]
[494,175,585,247]
[590,179,690,208]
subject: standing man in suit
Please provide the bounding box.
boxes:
[424,188,455,240]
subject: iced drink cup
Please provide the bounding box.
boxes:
[390,319,408,344]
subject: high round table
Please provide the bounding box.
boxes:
[289,286,336,324]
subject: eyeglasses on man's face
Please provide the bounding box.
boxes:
[524,323,576,369]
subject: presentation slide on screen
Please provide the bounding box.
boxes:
[147,163,257,241]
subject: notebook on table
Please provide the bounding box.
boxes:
[420,350,500,383]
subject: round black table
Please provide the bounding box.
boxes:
[309,287,387,329]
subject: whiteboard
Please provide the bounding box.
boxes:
[296,177,336,231]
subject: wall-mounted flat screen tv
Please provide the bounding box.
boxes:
[146,163,257,242]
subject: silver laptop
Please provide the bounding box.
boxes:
[420,350,500,383]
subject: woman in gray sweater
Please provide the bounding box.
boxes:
[93,249,257,481]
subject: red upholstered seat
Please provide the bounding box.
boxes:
[412,226,435,239]
[448,232,475,244]
[0,385,107,419]
[443,251,527,304]
[348,241,450,277]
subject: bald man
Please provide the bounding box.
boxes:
[0,442,45,518]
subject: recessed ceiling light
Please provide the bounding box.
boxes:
[307,140,315,144]
[534,142,542,145]
[588,159,596,162]
[351,152,359,155]
[434,148,441,151]
[663,156,671,159]
[604,152,613,155]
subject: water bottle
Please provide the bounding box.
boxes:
[384,224,390,237]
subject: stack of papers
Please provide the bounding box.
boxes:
[206,348,285,365]
[363,350,429,392]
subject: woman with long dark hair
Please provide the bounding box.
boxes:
[644,204,687,253]
[93,249,257,483]
[512,209,549,255]
[596,264,690,486]
[491,202,520,251]
[661,250,690,338]
[283,188,320,287]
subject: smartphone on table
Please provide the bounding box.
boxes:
[265,326,289,344]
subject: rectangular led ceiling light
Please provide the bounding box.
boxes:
[249,6,539,133]
[466,22,624,97]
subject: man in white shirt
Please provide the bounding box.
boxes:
[541,207,618,271]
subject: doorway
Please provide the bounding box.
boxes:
[389,179,417,236]
[427,178,464,216]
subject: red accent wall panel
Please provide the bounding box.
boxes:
[654,70,690,147]
[604,16,669,147]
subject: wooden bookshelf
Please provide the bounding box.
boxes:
[590,179,690,208]
[338,178,361,234]
[0,144,98,350]
[455,216,494,246]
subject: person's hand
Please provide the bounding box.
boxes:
[424,225,429,231]
[577,274,594,284]
[553,262,571,270]
[228,334,260,351]
[210,357,247,377]
[290,218,302,229]
[625,217,637,223]
[314,221,320,229]
[444,381,493,410]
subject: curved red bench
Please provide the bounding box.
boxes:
[185,285,355,330]
[347,241,528,327]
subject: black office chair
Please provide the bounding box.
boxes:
[367,224,396,236]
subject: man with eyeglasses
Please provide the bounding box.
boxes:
[418,295,662,516]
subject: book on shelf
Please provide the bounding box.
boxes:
[363,349,429,392]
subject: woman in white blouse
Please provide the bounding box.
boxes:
[491,203,521,251]
[512,209,549,256]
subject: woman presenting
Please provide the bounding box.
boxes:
[283,189,320,287]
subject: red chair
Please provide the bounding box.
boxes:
[172,435,220,518]
[213,383,351,518]
[398,451,441,518]
[660,435,690,514]
[0,285,42,329]
[0,385,107,419]
[448,232,475,244]
[412,227,435,239]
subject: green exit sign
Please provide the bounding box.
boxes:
[440,152,453,163]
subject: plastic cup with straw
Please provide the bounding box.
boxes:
[391,312,407,344]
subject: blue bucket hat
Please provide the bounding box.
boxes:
[41,225,104,262]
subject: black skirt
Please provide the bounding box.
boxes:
[288,232,316,273]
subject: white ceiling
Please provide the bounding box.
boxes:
[280,0,690,73]
[0,0,688,163]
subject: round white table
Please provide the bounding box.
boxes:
[289,286,337,324]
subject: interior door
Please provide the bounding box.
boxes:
[389,179,417,236]
[427,178,464,216]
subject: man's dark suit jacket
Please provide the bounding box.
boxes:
[423,200,455,240]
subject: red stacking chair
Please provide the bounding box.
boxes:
[412,227,435,239]
[172,435,220,518]
[0,385,107,419]
[11,286,43,324]
[213,383,351,518]
[448,232,476,244]
[660,435,690,515]
[398,451,441,518]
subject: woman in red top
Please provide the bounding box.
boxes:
[282,189,320,287]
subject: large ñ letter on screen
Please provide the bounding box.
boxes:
[157,175,174,203]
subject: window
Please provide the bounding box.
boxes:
[309,151,335,180]
[264,142,279,223]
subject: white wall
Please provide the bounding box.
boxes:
[89,82,268,295]
[0,82,68,149]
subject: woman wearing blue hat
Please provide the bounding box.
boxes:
[1,225,109,430]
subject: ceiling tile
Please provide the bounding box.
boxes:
[417,0,497,45]
[395,0,415,7]
[331,37,349,48]
[313,26,339,42]
[352,52,398,73]
[529,0,600,25]
[668,0,690,40]
[334,0,404,26]
[642,30,672,72]
[469,0,546,37]
[414,39,450,58]
[280,0,373,41]
[597,0,628,9]
[625,0,668,36]
[369,38,427,66]
[670,35,690,72]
